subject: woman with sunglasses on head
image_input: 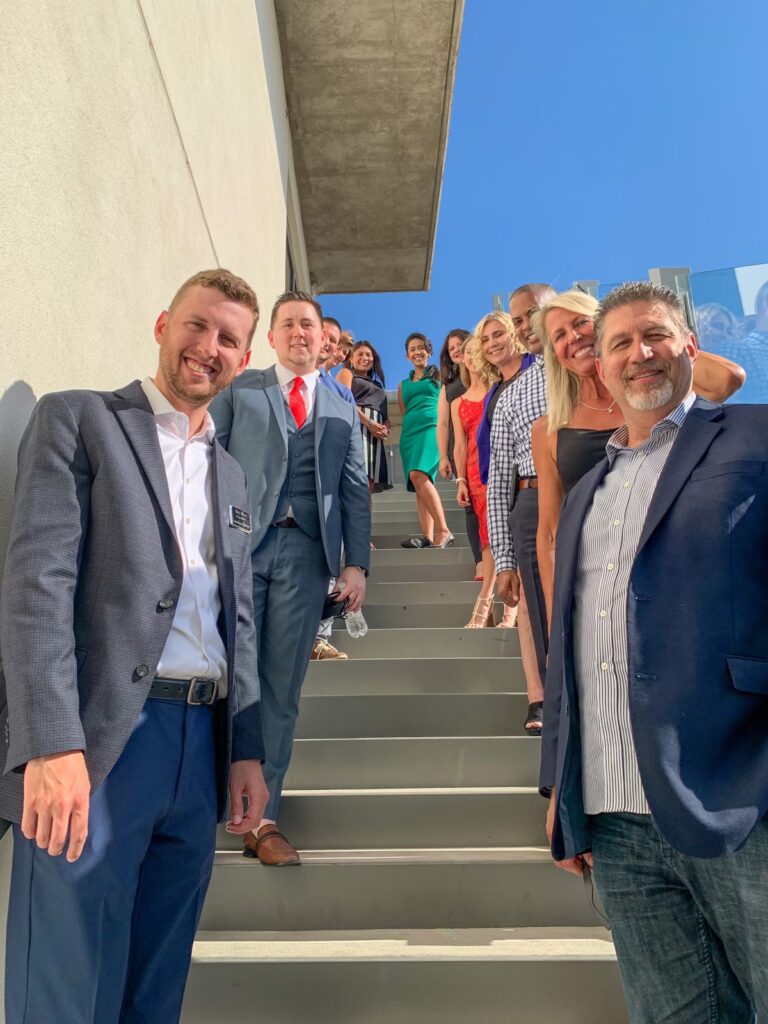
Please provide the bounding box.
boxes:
[452,336,517,627]
[337,340,392,495]
[532,290,746,624]
[398,332,454,549]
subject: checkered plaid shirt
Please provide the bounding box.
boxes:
[487,356,547,572]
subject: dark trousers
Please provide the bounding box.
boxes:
[252,525,330,821]
[464,504,483,565]
[5,699,218,1023]
[509,489,548,678]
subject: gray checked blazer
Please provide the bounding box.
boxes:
[0,380,263,827]
[211,365,371,575]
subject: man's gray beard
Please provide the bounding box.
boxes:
[623,378,674,411]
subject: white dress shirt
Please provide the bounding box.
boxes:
[141,378,228,695]
[274,362,319,420]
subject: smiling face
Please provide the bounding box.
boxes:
[406,337,430,369]
[596,300,697,416]
[480,319,514,368]
[447,333,464,365]
[545,307,597,378]
[509,290,543,354]
[351,345,374,374]
[153,284,252,414]
[269,300,323,374]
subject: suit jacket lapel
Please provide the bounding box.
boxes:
[636,399,724,554]
[263,365,288,452]
[113,381,176,540]
[210,443,235,653]
[314,377,329,452]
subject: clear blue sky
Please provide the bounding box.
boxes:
[321,0,768,385]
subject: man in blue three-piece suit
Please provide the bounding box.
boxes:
[211,290,371,865]
[0,269,269,1022]
[541,281,768,1023]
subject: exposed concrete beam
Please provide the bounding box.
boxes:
[275,0,464,294]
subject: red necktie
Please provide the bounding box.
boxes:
[288,376,307,429]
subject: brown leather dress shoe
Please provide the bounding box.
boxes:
[242,825,301,866]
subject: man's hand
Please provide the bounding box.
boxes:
[225,759,269,834]
[438,456,453,480]
[547,787,594,877]
[336,565,367,613]
[22,750,90,862]
[496,569,521,608]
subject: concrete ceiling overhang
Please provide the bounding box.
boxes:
[274,0,464,295]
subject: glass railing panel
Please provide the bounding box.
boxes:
[688,262,768,403]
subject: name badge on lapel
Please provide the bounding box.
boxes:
[228,505,252,534]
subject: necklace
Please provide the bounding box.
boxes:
[579,397,618,413]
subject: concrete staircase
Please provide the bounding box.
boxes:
[184,482,627,1023]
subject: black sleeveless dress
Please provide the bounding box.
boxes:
[556,428,615,494]
[445,376,466,472]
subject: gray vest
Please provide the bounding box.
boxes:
[274,404,321,538]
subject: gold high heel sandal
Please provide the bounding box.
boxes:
[496,603,518,628]
[465,596,494,629]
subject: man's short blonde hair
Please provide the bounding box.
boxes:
[169,269,260,348]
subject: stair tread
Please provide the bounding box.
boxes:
[212,847,553,864]
[193,927,615,963]
[281,785,539,796]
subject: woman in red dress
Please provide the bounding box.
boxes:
[452,336,516,628]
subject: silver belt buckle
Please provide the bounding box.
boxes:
[187,677,218,705]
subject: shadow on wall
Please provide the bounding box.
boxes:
[0,381,38,576]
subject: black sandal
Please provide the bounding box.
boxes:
[524,701,544,735]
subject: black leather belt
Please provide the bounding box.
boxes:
[273,517,299,528]
[149,676,220,705]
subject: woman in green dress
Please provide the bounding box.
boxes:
[397,332,454,548]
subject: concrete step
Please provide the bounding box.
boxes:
[286,737,541,789]
[201,850,596,931]
[366,580,487,604]
[332,627,520,659]
[304,656,523,694]
[372,510,466,528]
[371,533,469,550]
[370,546,475,566]
[371,561,475,582]
[184,928,625,1024]
[294,693,531,738]
[339,602,504,629]
[217,788,546,850]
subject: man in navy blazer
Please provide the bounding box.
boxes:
[0,269,268,1022]
[211,291,371,865]
[542,281,768,1023]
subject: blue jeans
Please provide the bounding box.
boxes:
[590,813,768,1024]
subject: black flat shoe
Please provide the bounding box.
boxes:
[400,536,432,548]
[524,701,544,735]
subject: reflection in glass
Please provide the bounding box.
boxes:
[687,263,768,404]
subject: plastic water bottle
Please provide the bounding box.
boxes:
[345,609,368,639]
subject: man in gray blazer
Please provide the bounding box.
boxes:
[0,269,268,1023]
[212,290,371,865]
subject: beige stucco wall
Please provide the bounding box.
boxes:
[0,1,309,1005]
[0,0,308,556]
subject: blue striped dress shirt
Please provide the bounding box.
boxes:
[574,392,696,814]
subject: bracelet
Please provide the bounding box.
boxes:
[456,477,467,485]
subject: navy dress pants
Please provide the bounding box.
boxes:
[6,698,218,1024]
[251,525,330,822]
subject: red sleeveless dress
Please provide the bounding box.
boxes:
[458,396,489,548]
